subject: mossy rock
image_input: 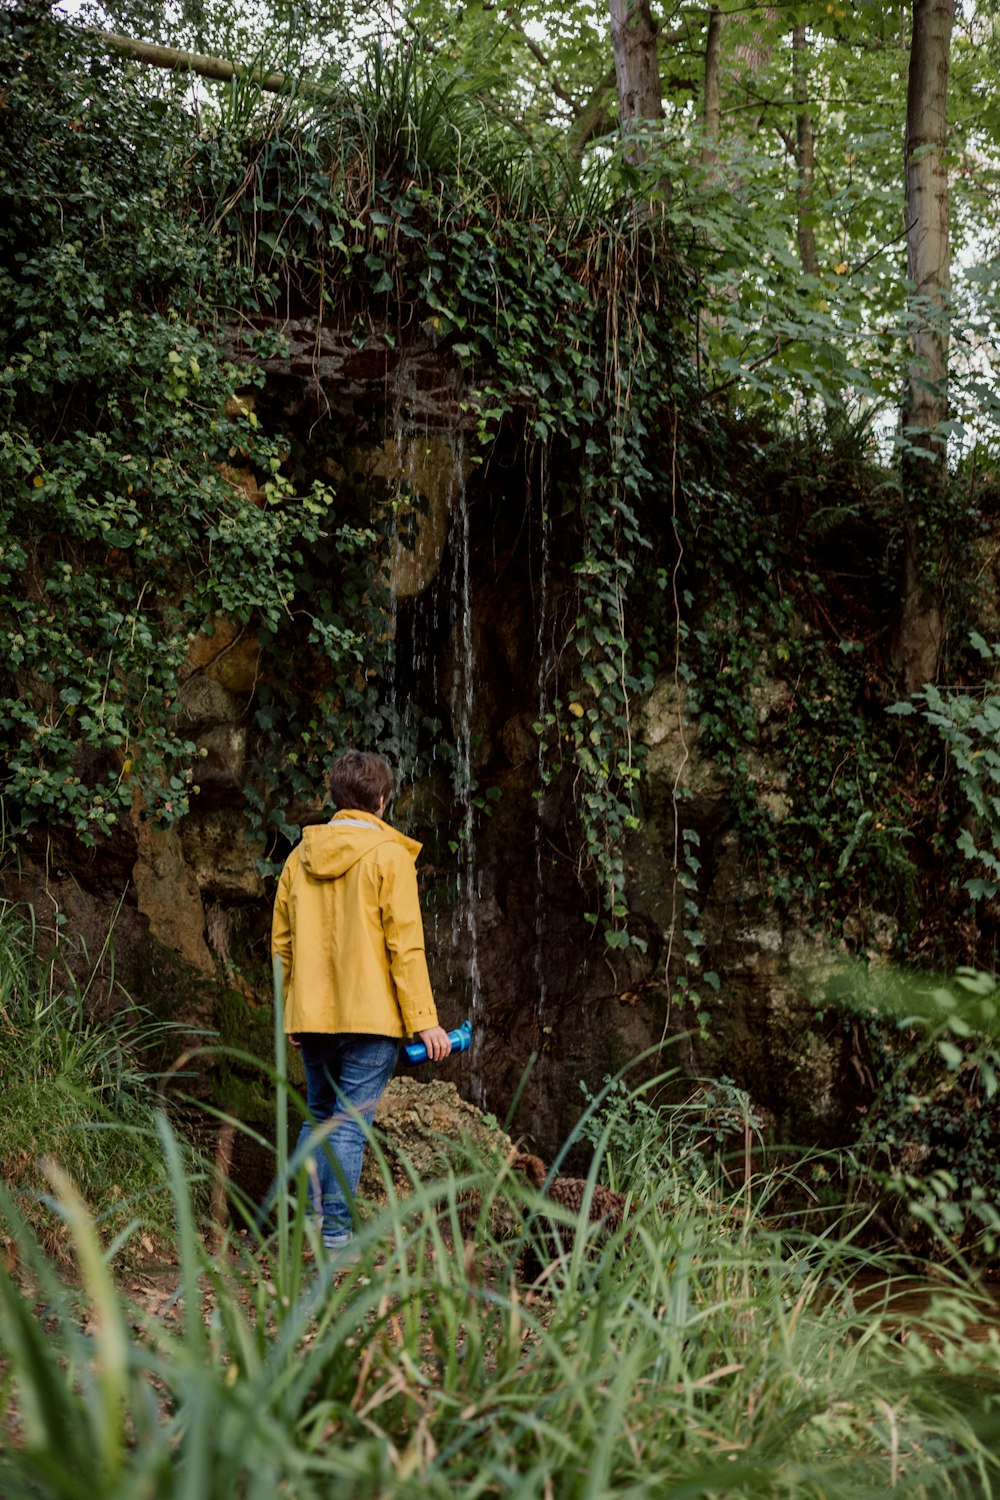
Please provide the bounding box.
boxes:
[359,1077,519,1238]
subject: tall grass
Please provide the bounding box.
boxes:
[201,29,632,292]
[0,901,192,1254]
[0,944,998,1495]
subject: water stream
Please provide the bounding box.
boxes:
[384,389,484,1102]
[532,449,552,1042]
[445,431,484,1104]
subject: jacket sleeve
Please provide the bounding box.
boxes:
[270,853,295,996]
[378,846,439,1035]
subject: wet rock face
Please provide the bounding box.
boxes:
[133,821,215,974]
[3,651,857,1167]
[1,348,867,1169]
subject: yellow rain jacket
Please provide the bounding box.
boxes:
[270,809,439,1038]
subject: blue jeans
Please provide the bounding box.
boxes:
[296,1033,399,1247]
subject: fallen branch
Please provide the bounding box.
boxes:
[80,26,333,99]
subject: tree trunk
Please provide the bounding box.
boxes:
[566,65,619,161]
[608,0,662,162]
[700,7,723,176]
[79,26,331,98]
[792,23,820,276]
[894,0,953,693]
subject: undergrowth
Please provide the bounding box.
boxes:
[0,902,191,1260]
[0,986,998,1497]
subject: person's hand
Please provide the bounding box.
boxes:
[288,1033,302,1049]
[415,1025,452,1061]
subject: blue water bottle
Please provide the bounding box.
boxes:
[404,1019,472,1065]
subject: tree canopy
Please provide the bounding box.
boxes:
[67,0,1000,434]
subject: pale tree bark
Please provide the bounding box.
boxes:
[81,27,315,95]
[565,68,619,160]
[608,0,663,162]
[700,6,723,176]
[696,8,727,361]
[894,0,954,693]
[792,23,820,276]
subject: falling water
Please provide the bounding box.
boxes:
[447,436,485,1104]
[532,449,552,1039]
[383,367,484,1102]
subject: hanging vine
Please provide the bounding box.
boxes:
[3,17,955,970]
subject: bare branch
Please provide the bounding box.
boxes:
[79,26,334,98]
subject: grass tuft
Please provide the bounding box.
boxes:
[1,1091,998,1494]
[0,902,194,1259]
[0,937,997,1494]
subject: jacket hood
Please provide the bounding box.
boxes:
[298,810,422,880]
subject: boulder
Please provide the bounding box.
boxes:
[132,821,212,975]
[181,806,265,904]
[359,1077,519,1237]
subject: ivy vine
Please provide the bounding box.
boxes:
[4,16,986,986]
[0,14,374,843]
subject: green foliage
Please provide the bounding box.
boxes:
[0,903,187,1251]
[579,1066,766,1196]
[676,431,918,938]
[206,20,974,951]
[2,1060,999,1496]
[890,633,1000,900]
[0,12,371,845]
[345,0,1000,442]
[4,7,996,963]
[832,961,1000,1261]
[197,46,688,926]
[776,642,916,916]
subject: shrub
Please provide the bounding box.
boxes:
[0,903,188,1256]
[1,1049,998,1497]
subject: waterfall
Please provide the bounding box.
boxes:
[382,371,484,1101]
[533,448,551,1036]
[447,437,484,1104]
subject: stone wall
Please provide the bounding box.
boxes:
[1,328,872,1175]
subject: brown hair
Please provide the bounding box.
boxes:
[328,750,393,814]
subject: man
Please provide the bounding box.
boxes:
[271,749,451,1255]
